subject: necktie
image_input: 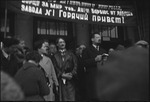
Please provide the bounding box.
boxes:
[60,50,65,61]
[7,55,10,60]
[96,46,99,51]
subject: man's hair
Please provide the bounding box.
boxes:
[91,32,101,38]
[2,38,20,48]
[26,51,42,63]
[49,42,56,46]
[116,44,125,51]
[56,37,65,44]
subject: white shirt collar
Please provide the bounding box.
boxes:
[92,44,99,51]
[2,50,9,59]
[92,44,96,48]
[92,44,99,48]
[59,49,66,53]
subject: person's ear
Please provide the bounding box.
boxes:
[37,48,40,52]
[56,43,59,47]
[91,38,94,42]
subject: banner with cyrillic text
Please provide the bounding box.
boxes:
[7,0,136,26]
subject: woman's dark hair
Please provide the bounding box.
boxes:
[34,39,49,50]
[26,51,42,63]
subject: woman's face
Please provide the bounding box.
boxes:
[39,42,49,54]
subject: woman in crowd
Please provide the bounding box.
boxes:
[14,51,50,101]
[34,39,59,101]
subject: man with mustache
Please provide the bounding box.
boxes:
[82,32,107,101]
[54,38,77,101]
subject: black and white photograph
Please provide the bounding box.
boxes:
[0,0,149,101]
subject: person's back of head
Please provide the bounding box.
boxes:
[96,46,149,101]
[26,51,42,63]
[135,40,149,49]
[115,44,125,51]
[1,71,24,101]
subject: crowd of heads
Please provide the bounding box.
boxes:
[0,35,149,101]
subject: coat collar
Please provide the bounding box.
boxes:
[1,49,9,59]
[23,62,38,70]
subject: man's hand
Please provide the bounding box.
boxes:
[62,73,72,80]
[95,55,102,62]
[55,85,59,92]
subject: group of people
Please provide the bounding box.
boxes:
[1,33,149,101]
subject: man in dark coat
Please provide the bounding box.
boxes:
[54,38,77,101]
[82,33,107,101]
[75,44,86,101]
[0,37,23,77]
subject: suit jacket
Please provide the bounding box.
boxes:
[82,45,107,72]
[54,50,77,79]
[82,45,107,100]
[54,50,77,101]
[0,50,22,77]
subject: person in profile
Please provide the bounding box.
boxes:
[95,46,149,101]
[34,40,59,101]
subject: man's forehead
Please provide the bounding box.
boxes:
[43,42,48,46]
[80,45,86,48]
[44,41,49,44]
[94,34,101,37]
[59,38,65,42]
[50,44,56,47]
